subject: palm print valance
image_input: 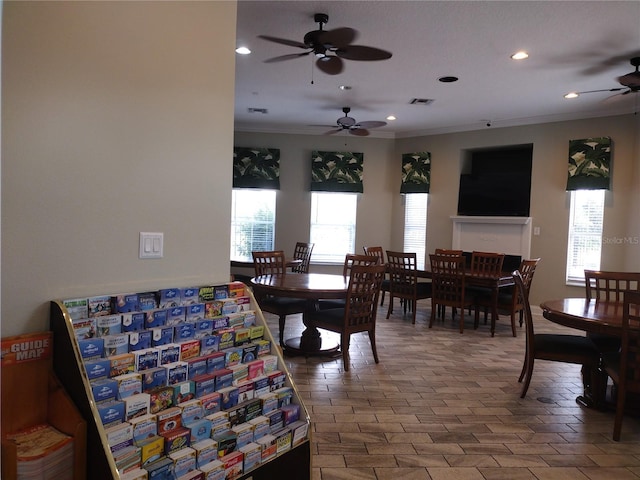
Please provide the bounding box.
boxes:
[310,151,364,193]
[566,137,611,191]
[401,152,431,193]
[233,147,280,189]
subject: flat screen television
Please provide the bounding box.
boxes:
[457,145,532,217]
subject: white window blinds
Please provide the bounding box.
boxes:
[310,192,357,264]
[403,193,428,270]
[230,189,276,260]
[566,189,605,284]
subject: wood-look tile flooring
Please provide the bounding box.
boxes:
[262,300,640,480]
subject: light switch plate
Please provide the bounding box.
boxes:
[139,232,163,259]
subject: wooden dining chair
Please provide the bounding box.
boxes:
[601,289,640,441]
[305,263,386,372]
[385,251,432,324]
[429,252,473,333]
[495,258,541,335]
[291,242,314,273]
[362,246,390,306]
[584,270,640,354]
[252,250,308,347]
[514,270,602,399]
[431,249,465,320]
[467,251,505,332]
[319,254,379,310]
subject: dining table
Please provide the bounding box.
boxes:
[230,258,303,269]
[540,297,631,409]
[250,272,349,356]
[416,267,515,336]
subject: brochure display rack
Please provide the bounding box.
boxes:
[49,283,311,479]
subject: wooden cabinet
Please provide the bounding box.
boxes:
[49,284,311,479]
[1,332,86,480]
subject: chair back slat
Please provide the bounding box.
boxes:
[470,251,505,277]
[344,264,386,330]
[585,270,640,303]
[363,246,385,264]
[252,250,286,276]
[343,254,379,277]
[430,252,466,304]
[434,248,463,257]
[386,251,418,296]
[292,242,314,273]
[513,258,541,307]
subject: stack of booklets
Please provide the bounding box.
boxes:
[5,424,74,480]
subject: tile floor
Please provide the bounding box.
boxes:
[262,299,640,480]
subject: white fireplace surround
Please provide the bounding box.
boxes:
[451,216,532,259]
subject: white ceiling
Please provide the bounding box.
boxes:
[234,0,640,138]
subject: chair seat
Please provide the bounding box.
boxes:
[317,298,346,310]
[589,332,622,354]
[306,307,344,328]
[534,334,600,364]
[260,296,307,314]
[416,282,432,297]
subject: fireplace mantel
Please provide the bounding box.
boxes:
[451,216,532,259]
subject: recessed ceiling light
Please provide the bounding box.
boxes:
[564,92,579,99]
[438,76,458,83]
[339,85,352,90]
[511,51,529,60]
[235,46,251,55]
[386,115,396,121]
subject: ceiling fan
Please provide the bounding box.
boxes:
[258,13,392,75]
[323,107,387,136]
[567,56,640,99]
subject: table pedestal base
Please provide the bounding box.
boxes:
[283,327,340,357]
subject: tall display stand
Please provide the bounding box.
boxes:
[49,284,311,479]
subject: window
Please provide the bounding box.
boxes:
[566,189,605,284]
[230,189,276,260]
[403,194,428,270]
[310,192,357,263]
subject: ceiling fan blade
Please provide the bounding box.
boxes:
[603,89,633,103]
[316,56,343,75]
[318,27,358,48]
[324,128,343,135]
[264,52,311,63]
[356,121,387,129]
[349,128,370,136]
[257,35,308,49]
[336,45,392,61]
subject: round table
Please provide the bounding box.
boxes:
[540,298,624,335]
[540,297,625,409]
[250,273,349,356]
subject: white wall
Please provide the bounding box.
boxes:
[236,113,639,304]
[2,1,237,336]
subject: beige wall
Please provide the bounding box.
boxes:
[237,113,639,304]
[2,1,237,336]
